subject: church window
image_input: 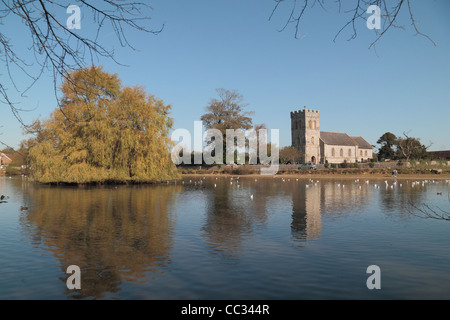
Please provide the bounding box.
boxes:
[348,149,352,156]
[309,120,312,129]
[340,149,343,157]
[360,150,363,156]
[314,120,317,129]
[311,136,314,144]
[365,150,368,157]
[331,148,335,156]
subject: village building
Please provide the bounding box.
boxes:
[291,107,373,164]
[0,152,12,166]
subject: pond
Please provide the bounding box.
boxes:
[0,175,449,299]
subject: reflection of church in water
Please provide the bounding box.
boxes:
[290,180,372,244]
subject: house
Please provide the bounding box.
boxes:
[0,152,12,165]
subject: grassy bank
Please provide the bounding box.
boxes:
[178,165,450,179]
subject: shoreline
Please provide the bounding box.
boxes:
[3,171,449,182]
[181,173,450,180]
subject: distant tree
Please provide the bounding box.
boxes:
[201,89,253,134]
[396,131,431,161]
[27,66,178,184]
[279,146,301,164]
[377,132,397,160]
[247,123,271,164]
[0,146,14,155]
[201,88,254,163]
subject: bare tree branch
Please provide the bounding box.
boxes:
[269,0,436,48]
[0,0,163,129]
[408,200,450,221]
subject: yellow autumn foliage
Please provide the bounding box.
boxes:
[28,66,179,184]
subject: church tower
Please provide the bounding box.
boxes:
[290,107,320,164]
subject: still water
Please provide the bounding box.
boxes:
[0,175,449,299]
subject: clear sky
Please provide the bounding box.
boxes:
[1,0,449,152]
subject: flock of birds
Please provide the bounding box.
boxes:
[181,176,257,200]
[301,178,449,196]
[178,176,450,200]
[1,177,448,210]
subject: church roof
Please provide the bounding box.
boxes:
[320,131,357,146]
[320,132,373,149]
[350,136,373,149]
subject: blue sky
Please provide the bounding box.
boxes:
[1,0,449,151]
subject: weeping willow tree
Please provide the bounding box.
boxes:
[27,66,179,184]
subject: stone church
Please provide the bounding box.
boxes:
[291,107,373,164]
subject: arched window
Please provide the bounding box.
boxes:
[309,120,312,129]
[360,150,363,156]
[331,148,335,157]
[365,150,368,156]
[348,149,352,156]
[340,149,343,157]
[313,120,317,129]
[311,136,314,144]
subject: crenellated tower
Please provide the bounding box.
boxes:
[290,107,320,164]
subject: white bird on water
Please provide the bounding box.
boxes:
[250,194,253,200]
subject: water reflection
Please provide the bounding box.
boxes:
[20,183,181,299]
[201,177,270,259]
[291,181,321,244]
[4,176,447,299]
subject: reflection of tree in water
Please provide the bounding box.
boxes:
[20,184,180,299]
[378,180,426,219]
[405,181,450,221]
[201,177,269,259]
